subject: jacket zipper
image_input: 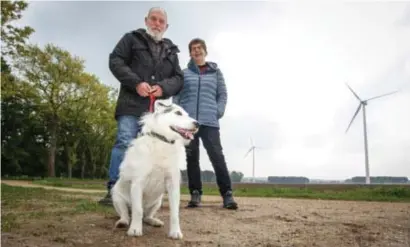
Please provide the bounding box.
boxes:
[196,74,201,120]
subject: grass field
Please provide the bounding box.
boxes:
[10,177,410,202]
[1,184,110,232]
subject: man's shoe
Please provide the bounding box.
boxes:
[187,190,201,208]
[98,192,113,206]
[222,190,238,210]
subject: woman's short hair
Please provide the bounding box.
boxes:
[188,38,207,55]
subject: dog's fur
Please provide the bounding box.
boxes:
[111,99,198,239]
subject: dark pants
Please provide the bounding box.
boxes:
[186,125,232,196]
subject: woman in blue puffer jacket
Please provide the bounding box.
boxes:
[173,38,238,210]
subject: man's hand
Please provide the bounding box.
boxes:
[136,82,152,97]
[150,85,163,97]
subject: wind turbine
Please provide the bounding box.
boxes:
[244,137,260,183]
[345,83,399,184]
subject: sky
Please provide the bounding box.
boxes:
[16,1,410,180]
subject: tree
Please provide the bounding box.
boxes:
[1,50,47,176]
[201,170,216,182]
[1,79,47,176]
[12,43,86,177]
[230,171,244,182]
[1,0,35,58]
[63,74,117,178]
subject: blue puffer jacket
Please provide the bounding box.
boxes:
[173,59,227,128]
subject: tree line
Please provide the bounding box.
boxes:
[345,176,409,184]
[180,170,244,183]
[1,0,118,179]
[267,176,310,184]
[266,176,409,184]
[1,1,244,182]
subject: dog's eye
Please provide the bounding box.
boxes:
[175,111,182,116]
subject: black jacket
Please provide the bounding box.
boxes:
[109,29,183,119]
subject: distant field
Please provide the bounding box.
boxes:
[2,177,409,202]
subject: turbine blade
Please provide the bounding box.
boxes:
[244,147,253,158]
[345,103,362,133]
[346,83,362,101]
[250,137,254,147]
[366,90,399,101]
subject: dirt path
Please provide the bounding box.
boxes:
[1,179,106,193]
[2,180,410,247]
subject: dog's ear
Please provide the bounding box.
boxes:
[154,99,172,112]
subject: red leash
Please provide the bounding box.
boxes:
[149,93,156,113]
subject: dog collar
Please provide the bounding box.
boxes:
[144,131,175,145]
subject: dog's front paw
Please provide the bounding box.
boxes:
[127,225,143,237]
[168,229,183,240]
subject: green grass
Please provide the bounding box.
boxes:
[1,184,112,232]
[183,185,410,202]
[26,178,410,202]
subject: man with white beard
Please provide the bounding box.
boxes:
[99,7,184,206]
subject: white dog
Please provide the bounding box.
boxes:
[111,99,199,239]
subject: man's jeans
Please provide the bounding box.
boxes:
[107,115,141,192]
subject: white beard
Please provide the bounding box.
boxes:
[146,27,164,42]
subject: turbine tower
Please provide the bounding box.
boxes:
[345,83,398,184]
[244,137,258,183]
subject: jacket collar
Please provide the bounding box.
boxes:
[187,59,218,74]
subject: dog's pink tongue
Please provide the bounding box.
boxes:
[185,131,194,140]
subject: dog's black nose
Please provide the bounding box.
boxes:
[194,121,199,128]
